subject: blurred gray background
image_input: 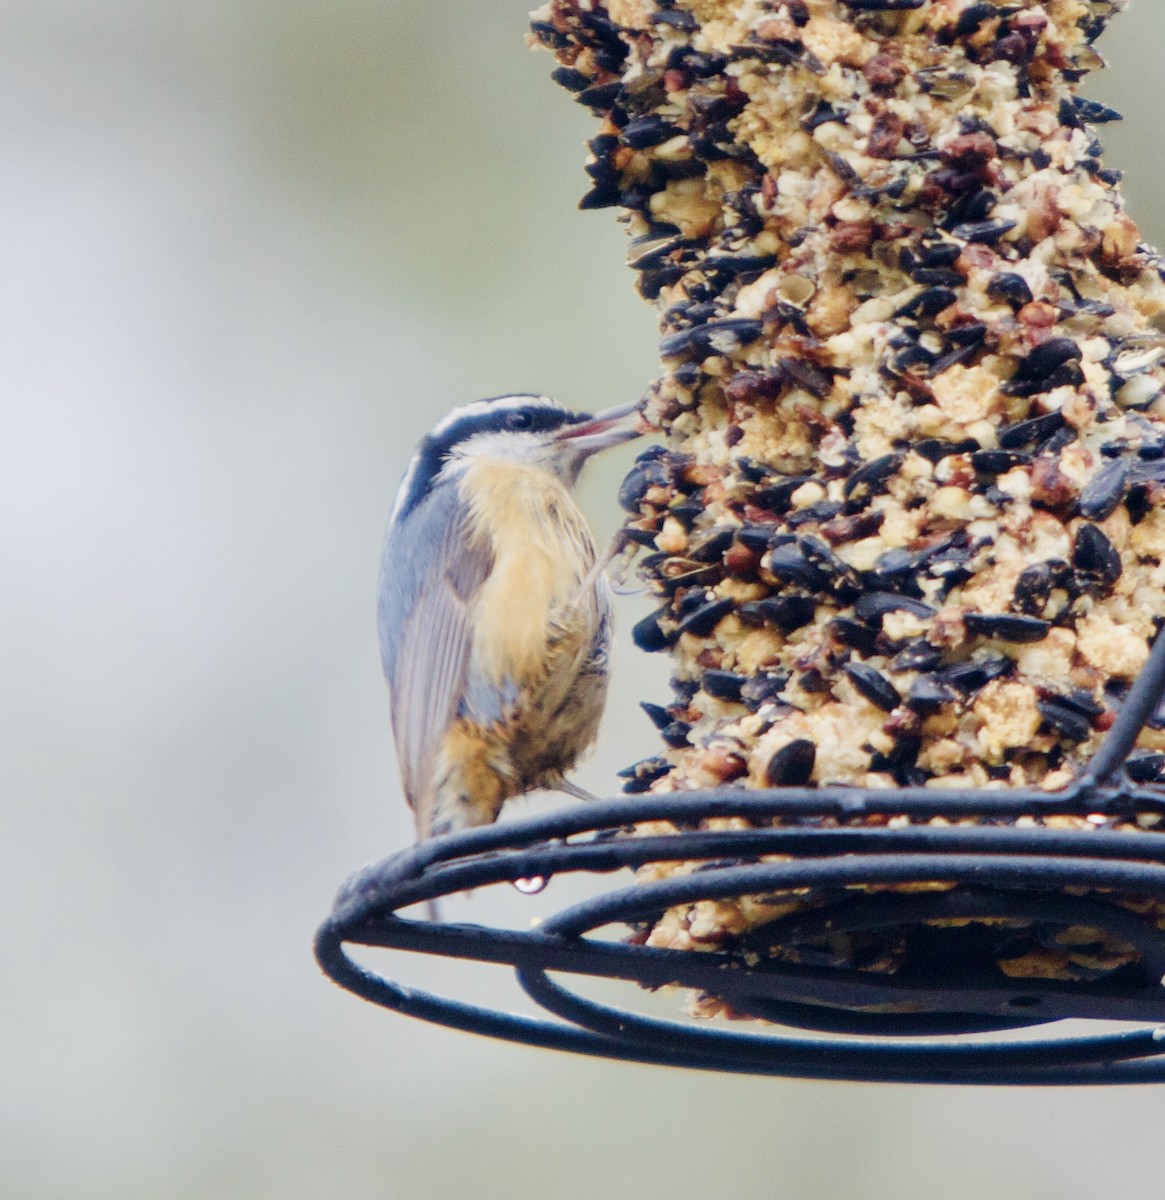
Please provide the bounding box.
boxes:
[4,3,1165,1197]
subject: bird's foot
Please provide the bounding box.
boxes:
[553,777,600,804]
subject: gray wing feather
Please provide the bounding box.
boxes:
[377,479,493,817]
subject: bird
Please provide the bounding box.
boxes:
[378,393,642,841]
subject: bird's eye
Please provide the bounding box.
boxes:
[505,411,533,431]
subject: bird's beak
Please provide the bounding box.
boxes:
[554,400,643,456]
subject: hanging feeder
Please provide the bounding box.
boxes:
[318,0,1165,1083]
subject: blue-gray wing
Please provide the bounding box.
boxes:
[377,480,493,822]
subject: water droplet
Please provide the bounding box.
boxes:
[514,875,547,895]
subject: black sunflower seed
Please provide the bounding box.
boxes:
[740,672,790,710]
[927,341,983,377]
[530,20,571,50]
[948,322,988,346]
[551,67,591,93]
[764,739,816,786]
[800,100,846,131]
[1004,338,1082,395]
[1136,438,1165,464]
[1077,458,1129,521]
[799,536,859,586]
[950,218,1017,244]
[639,702,671,731]
[703,669,747,702]
[964,613,1052,643]
[893,343,936,374]
[910,267,964,288]
[947,188,996,227]
[1073,523,1122,583]
[619,757,671,793]
[669,48,728,81]
[1041,426,1078,457]
[854,591,936,624]
[1132,460,1165,494]
[895,286,958,320]
[661,721,692,748]
[907,675,957,713]
[830,617,879,656]
[864,548,916,592]
[938,656,1013,694]
[738,595,817,632]
[669,500,704,526]
[986,272,1034,307]
[1013,561,1070,613]
[659,318,764,360]
[913,240,962,269]
[1037,698,1092,743]
[661,566,720,597]
[650,9,699,31]
[843,453,903,501]
[914,437,979,463]
[1126,750,1165,784]
[955,2,996,35]
[735,524,774,553]
[972,449,1030,474]
[891,639,944,672]
[676,597,734,637]
[676,588,711,618]
[768,544,829,591]
[618,446,674,511]
[844,662,901,711]
[579,183,620,210]
[1046,690,1103,719]
[577,81,623,111]
[1070,96,1122,125]
[998,410,1066,449]
[703,252,779,279]
[788,500,844,527]
[780,357,834,399]
[752,475,819,512]
[632,608,673,652]
[628,234,686,271]
[916,530,971,568]
[623,527,661,547]
[825,508,887,547]
[687,528,736,563]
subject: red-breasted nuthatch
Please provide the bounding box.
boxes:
[378,393,642,840]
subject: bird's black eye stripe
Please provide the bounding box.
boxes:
[441,402,576,444]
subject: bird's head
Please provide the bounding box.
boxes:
[392,393,642,520]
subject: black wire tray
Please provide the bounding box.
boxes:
[315,632,1165,1085]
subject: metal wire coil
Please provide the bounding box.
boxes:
[315,631,1165,1084]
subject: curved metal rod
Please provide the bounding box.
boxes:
[516,969,1165,1075]
[336,820,1165,917]
[534,855,1165,938]
[315,631,1165,1083]
[387,783,1165,880]
[316,918,1165,1085]
[317,827,1165,1083]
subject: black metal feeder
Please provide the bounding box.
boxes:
[315,632,1165,1085]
